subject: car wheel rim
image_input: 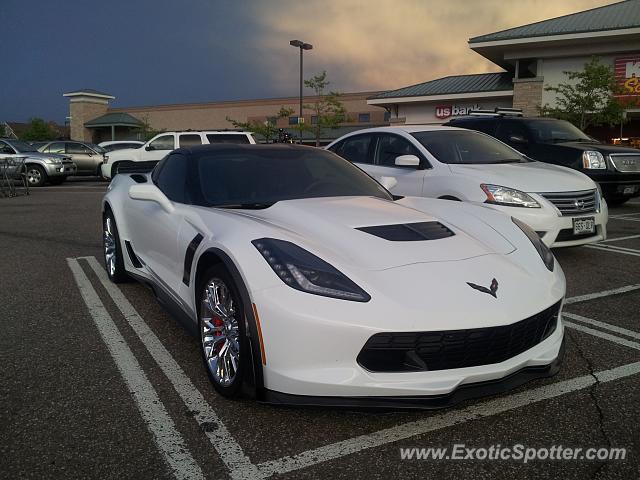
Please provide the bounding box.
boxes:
[200,279,240,387]
[103,217,117,277]
[27,169,41,185]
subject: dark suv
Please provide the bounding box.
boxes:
[446,115,640,205]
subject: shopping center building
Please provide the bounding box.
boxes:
[65,1,640,145]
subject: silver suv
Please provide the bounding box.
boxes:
[0,139,76,186]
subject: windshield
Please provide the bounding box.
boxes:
[8,140,38,153]
[87,143,107,154]
[411,130,528,164]
[196,148,392,207]
[527,119,591,143]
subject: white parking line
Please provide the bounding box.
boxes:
[565,283,640,305]
[602,234,640,243]
[67,258,205,480]
[608,212,640,219]
[609,217,640,222]
[82,256,260,480]
[589,244,640,253]
[586,244,640,257]
[564,321,640,351]
[564,312,640,341]
[253,361,640,478]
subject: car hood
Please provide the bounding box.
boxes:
[233,196,516,271]
[555,141,640,154]
[449,161,594,193]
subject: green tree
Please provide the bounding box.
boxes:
[226,106,294,143]
[303,71,347,147]
[541,57,628,130]
[21,118,57,141]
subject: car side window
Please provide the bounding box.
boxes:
[155,153,189,203]
[339,135,373,164]
[45,142,65,154]
[0,141,15,154]
[496,121,530,143]
[206,134,250,144]
[66,143,92,154]
[326,140,344,155]
[149,134,175,151]
[375,134,421,167]
[179,134,202,148]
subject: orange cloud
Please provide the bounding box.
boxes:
[252,0,615,93]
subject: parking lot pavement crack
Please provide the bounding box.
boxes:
[566,330,611,480]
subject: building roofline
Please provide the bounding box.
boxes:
[469,0,636,44]
[368,90,514,105]
[107,91,385,113]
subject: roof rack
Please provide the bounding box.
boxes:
[469,108,523,117]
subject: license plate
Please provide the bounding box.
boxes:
[623,186,636,195]
[573,217,595,235]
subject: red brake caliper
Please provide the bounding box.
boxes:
[212,316,225,353]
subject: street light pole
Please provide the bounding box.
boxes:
[290,39,313,144]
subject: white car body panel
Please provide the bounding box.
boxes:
[104,165,565,400]
[326,126,608,248]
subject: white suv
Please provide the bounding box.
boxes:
[101,131,255,179]
[327,126,608,248]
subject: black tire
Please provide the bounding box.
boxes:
[606,197,631,206]
[103,210,129,283]
[48,177,66,185]
[26,164,47,187]
[197,264,248,398]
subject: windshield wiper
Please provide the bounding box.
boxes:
[213,202,275,210]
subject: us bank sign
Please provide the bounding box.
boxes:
[435,104,481,120]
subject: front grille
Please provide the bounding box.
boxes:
[555,228,599,243]
[357,301,561,372]
[609,154,640,173]
[540,189,597,216]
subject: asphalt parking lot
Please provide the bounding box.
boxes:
[1,179,639,480]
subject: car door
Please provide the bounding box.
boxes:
[368,133,426,196]
[143,134,177,161]
[126,153,190,292]
[65,142,95,173]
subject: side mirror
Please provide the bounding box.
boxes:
[508,134,527,144]
[379,176,398,190]
[394,154,420,167]
[145,145,155,151]
[128,184,174,213]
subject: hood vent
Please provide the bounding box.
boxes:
[357,221,454,241]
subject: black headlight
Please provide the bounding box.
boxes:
[512,217,554,272]
[252,238,370,302]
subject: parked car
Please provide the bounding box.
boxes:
[0,138,76,186]
[37,141,107,178]
[101,131,256,179]
[327,126,608,248]
[103,144,565,406]
[98,140,144,152]
[445,114,640,205]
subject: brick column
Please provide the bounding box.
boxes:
[63,91,115,141]
[512,78,543,117]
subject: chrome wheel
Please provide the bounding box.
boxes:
[104,216,117,277]
[27,168,42,186]
[200,279,240,387]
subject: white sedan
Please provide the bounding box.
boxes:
[103,144,565,407]
[327,126,608,248]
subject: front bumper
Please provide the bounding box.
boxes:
[262,338,565,409]
[483,194,608,248]
[101,161,113,179]
[587,171,640,199]
[250,255,565,400]
[44,162,77,177]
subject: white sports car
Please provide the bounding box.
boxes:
[103,144,566,408]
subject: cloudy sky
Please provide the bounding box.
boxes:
[1,0,615,122]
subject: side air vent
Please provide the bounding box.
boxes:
[124,241,143,268]
[357,221,454,241]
